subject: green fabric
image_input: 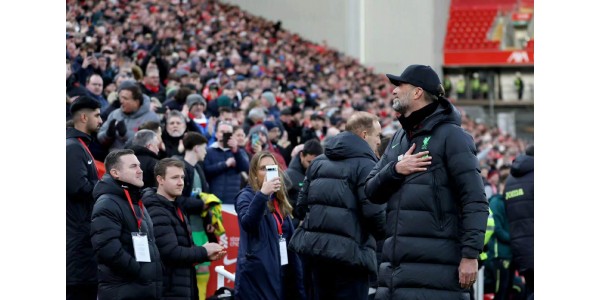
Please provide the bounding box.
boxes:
[479,208,495,261]
[487,195,512,259]
[481,82,489,92]
[191,215,211,269]
[456,80,466,93]
[471,78,480,91]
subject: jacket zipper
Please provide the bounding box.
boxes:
[389,131,406,296]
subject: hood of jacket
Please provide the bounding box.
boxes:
[510,154,534,177]
[408,97,462,137]
[93,174,143,202]
[141,187,176,209]
[324,131,377,161]
[288,154,305,174]
[129,145,160,159]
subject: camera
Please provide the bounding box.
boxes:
[222,132,232,146]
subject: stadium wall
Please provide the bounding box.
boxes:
[222,0,451,76]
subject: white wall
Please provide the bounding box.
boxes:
[222,0,451,76]
[222,0,357,58]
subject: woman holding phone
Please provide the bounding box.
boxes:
[233,151,305,300]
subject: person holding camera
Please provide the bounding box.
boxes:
[244,124,288,171]
[233,151,306,300]
[203,122,249,204]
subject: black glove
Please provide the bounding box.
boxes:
[116,120,127,137]
[106,119,117,138]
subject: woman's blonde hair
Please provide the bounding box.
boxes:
[248,151,293,218]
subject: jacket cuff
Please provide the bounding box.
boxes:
[387,161,405,181]
[462,246,480,259]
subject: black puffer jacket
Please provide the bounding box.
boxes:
[365,98,489,300]
[289,131,386,274]
[142,188,210,300]
[284,154,306,225]
[91,175,163,300]
[66,128,98,285]
[504,154,534,272]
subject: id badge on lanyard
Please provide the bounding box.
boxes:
[125,189,151,262]
[273,199,288,266]
[132,232,151,262]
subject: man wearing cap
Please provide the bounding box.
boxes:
[186,94,209,138]
[261,91,280,120]
[66,96,103,300]
[364,64,488,299]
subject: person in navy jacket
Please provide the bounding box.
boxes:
[233,151,305,300]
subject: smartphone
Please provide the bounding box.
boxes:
[266,165,278,182]
[251,133,260,145]
[94,52,102,58]
[222,132,232,146]
[155,106,167,114]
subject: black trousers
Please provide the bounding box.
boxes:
[67,283,98,300]
[309,259,369,300]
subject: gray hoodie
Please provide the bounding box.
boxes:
[98,95,160,151]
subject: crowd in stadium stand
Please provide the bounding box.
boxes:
[66,0,532,299]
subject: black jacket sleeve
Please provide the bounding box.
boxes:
[66,143,97,199]
[294,171,312,221]
[364,147,406,204]
[357,162,387,240]
[445,127,489,259]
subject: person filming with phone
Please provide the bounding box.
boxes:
[245,124,288,171]
[233,151,306,300]
[203,122,249,204]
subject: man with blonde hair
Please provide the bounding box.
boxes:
[290,111,386,300]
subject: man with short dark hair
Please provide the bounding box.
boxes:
[128,129,161,189]
[289,111,386,300]
[66,96,103,300]
[90,149,163,300]
[365,64,489,299]
[284,138,323,225]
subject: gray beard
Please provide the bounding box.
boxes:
[392,98,408,115]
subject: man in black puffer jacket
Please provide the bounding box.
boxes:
[284,138,323,228]
[289,111,386,300]
[90,149,163,300]
[66,96,103,300]
[365,65,489,300]
[504,145,534,298]
[142,158,225,299]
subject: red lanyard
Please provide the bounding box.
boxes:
[176,207,185,225]
[272,199,283,236]
[124,189,144,231]
[77,138,99,179]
